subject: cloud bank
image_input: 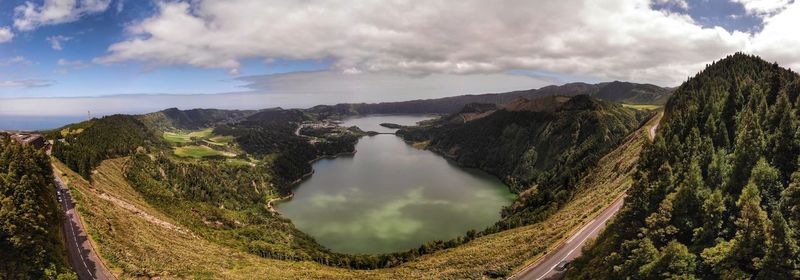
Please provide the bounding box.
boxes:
[0,79,55,89]
[95,0,781,86]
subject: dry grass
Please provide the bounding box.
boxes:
[55,114,659,279]
[621,103,662,110]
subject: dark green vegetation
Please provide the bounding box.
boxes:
[379,123,403,129]
[569,53,800,279]
[399,95,649,230]
[50,115,161,179]
[0,137,76,279]
[212,109,360,191]
[308,81,670,116]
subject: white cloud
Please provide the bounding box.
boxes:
[47,35,73,50]
[14,0,112,31]
[55,58,89,74]
[0,79,55,89]
[0,27,13,43]
[749,1,800,70]
[731,0,792,16]
[96,0,755,86]
[0,56,32,66]
[655,0,689,10]
[57,58,87,67]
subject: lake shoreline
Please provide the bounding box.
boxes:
[268,149,357,215]
[277,115,515,254]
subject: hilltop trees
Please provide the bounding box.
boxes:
[52,115,160,179]
[568,53,800,278]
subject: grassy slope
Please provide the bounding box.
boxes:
[163,128,215,143]
[173,145,234,158]
[55,113,658,279]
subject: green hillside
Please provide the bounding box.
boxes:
[398,95,648,229]
[568,53,800,279]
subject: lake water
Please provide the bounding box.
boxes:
[276,115,515,254]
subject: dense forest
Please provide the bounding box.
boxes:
[51,115,161,179]
[569,53,800,279]
[0,138,76,279]
[399,95,647,229]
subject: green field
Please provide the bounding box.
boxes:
[174,145,234,158]
[163,128,215,143]
[209,135,233,143]
[621,103,661,110]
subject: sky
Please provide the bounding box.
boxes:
[1,0,799,118]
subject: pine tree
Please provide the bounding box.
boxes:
[640,241,698,279]
[768,93,798,183]
[730,182,771,275]
[757,212,799,279]
[749,158,783,212]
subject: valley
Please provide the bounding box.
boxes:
[4,1,800,278]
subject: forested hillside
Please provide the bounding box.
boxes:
[139,108,256,131]
[568,53,800,279]
[0,139,76,279]
[399,95,647,229]
[51,115,161,179]
[308,81,670,117]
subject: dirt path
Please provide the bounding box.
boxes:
[94,192,193,235]
[648,111,663,140]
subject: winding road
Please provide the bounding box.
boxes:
[55,173,115,280]
[509,195,626,280]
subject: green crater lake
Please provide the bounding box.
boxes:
[276,115,516,254]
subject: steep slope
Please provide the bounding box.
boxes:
[399,95,648,228]
[568,53,800,279]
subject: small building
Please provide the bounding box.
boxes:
[11,133,46,149]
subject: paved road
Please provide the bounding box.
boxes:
[55,173,115,280]
[509,195,626,280]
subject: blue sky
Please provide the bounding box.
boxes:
[1,0,799,117]
[0,0,333,98]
